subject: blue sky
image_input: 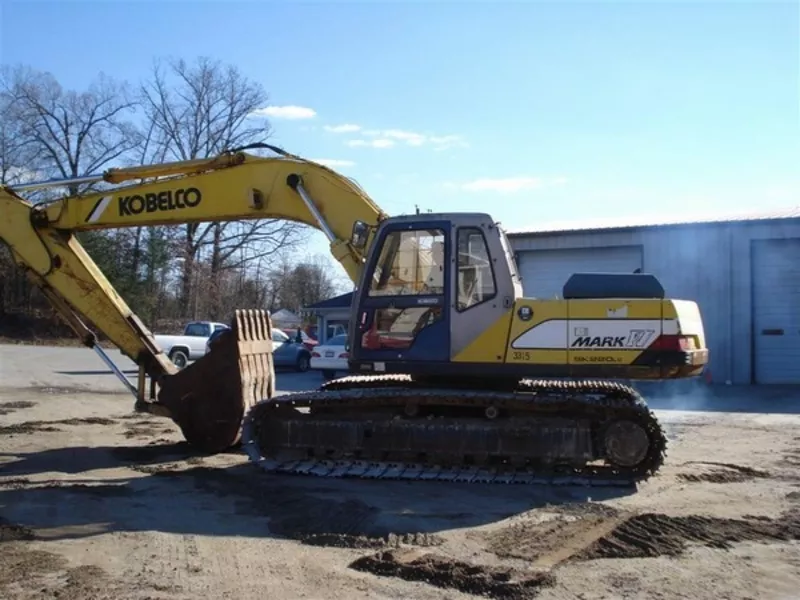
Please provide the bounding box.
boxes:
[2,0,798,278]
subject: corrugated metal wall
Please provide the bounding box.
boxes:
[509,220,800,385]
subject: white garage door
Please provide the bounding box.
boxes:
[752,238,800,384]
[516,246,643,299]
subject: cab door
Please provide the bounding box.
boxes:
[350,220,451,367]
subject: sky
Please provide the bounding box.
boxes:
[1,0,799,280]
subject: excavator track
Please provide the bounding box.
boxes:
[241,375,667,487]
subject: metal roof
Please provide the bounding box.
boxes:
[505,205,800,237]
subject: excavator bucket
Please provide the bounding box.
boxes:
[156,309,276,453]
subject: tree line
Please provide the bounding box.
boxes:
[0,58,346,338]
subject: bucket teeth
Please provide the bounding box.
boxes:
[157,309,276,453]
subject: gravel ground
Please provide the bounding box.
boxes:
[1,344,799,600]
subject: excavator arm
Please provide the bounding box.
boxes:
[0,145,386,448]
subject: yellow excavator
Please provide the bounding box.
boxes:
[0,144,708,486]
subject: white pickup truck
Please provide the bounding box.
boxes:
[155,321,230,368]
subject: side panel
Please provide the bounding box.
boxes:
[449,220,519,360]
[451,310,513,363]
[505,298,665,367]
[566,299,664,367]
[505,300,570,365]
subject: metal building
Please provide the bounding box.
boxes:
[506,208,800,385]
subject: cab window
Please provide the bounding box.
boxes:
[456,227,496,311]
[369,228,445,296]
[185,323,210,336]
[272,330,290,343]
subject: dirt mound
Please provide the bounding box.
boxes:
[0,517,36,542]
[0,421,62,435]
[677,461,770,483]
[303,531,443,550]
[0,416,116,435]
[350,548,556,599]
[123,418,174,439]
[486,503,800,565]
[0,400,36,415]
[57,417,117,426]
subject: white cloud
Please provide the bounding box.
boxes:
[381,129,426,146]
[347,127,467,151]
[346,138,395,149]
[310,158,356,168]
[428,135,468,151]
[323,124,361,133]
[250,105,317,120]
[457,176,568,193]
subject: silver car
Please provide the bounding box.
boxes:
[205,326,311,372]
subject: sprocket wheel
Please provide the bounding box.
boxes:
[601,419,651,468]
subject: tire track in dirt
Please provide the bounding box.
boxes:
[676,461,771,484]
[484,503,800,565]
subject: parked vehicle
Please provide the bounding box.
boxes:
[282,328,319,351]
[155,321,229,368]
[206,325,309,371]
[310,334,349,379]
[272,328,313,372]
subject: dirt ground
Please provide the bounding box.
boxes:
[1,347,799,599]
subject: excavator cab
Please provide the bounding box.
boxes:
[347,212,519,376]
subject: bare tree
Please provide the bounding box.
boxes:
[0,83,39,186]
[275,254,341,313]
[0,65,141,196]
[138,56,307,318]
[0,65,142,322]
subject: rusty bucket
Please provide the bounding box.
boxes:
[157,309,276,453]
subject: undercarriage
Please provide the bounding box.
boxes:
[241,374,667,487]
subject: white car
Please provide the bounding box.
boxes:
[310,334,349,379]
[154,320,229,368]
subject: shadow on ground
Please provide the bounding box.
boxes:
[0,441,635,547]
[54,368,321,394]
[56,370,139,376]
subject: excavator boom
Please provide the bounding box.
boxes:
[1,145,384,450]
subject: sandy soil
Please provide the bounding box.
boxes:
[1,349,799,599]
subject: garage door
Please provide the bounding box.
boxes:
[752,238,800,384]
[516,246,643,299]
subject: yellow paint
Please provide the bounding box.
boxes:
[661,300,679,320]
[41,150,387,284]
[505,299,569,365]
[566,299,663,320]
[568,349,641,366]
[451,310,513,363]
